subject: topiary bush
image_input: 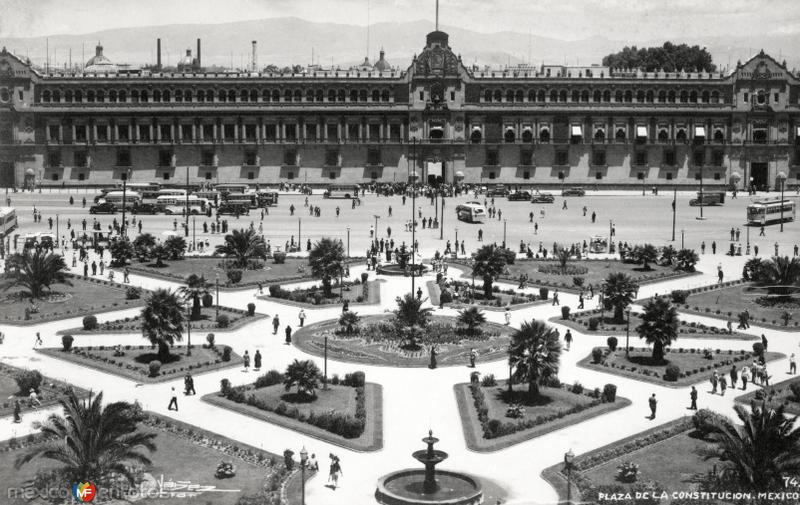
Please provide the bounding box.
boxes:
[272,252,287,264]
[217,314,230,328]
[220,378,231,395]
[670,289,689,304]
[588,317,600,331]
[592,347,604,364]
[226,269,243,285]
[607,336,618,351]
[692,408,721,439]
[61,334,74,351]
[125,287,141,300]
[664,364,680,382]
[602,383,617,403]
[148,360,162,377]
[82,315,98,330]
[343,371,366,387]
[539,287,549,300]
[15,370,43,394]
[247,303,255,316]
[202,293,214,308]
[752,342,764,357]
[206,333,215,348]
[571,382,584,394]
[561,306,571,320]
[221,346,232,362]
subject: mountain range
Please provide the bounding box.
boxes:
[3,17,800,72]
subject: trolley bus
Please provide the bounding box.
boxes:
[455,201,487,223]
[100,191,142,209]
[223,191,258,209]
[323,185,359,199]
[215,183,250,195]
[257,190,279,207]
[157,195,208,214]
[747,199,796,225]
[0,207,17,238]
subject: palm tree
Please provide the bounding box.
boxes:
[308,238,345,297]
[214,228,267,269]
[508,320,562,403]
[150,244,169,268]
[743,257,767,282]
[15,390,156,485]
[108,237,134,267]
[394,293,433,328]
[164,235,187,260]
[700,404,800,493]
[601,273,639,322]
[140,288,185,362]
[472,244,509,299]
[555,246,571,274]
[635,297,678,363]
[338,310,360,335]
[179,274,210,320]
[660,245,677,266]
[457,306,487,338]
[675,248,700,272]
[3,250,70,299]
[133,233,156,261]
[283,359,321,398]
[761,256,800,293]
[633,244,659,270]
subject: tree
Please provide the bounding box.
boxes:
[635,297,678,363]
[150,244,169,268]
[675,249,699,272]
[133,233,156,261]
[457,306,487,338]
[508,320,562,403]
[633,244,659,271]
[214,228,267,269]
[15,390,156,485]
[3,250,70,299]
[163,235,187,260]
[140,288,185,362]
[602,273,639,322]
[179,274,210,320]
[699,404,800,493]
[660,245,677,266]
[760,256,800,293]
[602,42,716,72]
[308,237,345,297]
[108,238,134,267]
[743,257,767,282]
[283,359,321,398]
[394,293,433,328]
[338,310,360,335]
[472,244,509,299]
[555,246,571,274]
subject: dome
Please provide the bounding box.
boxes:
[373,49,391,71]
[177,49,197,71]
[85,43,117,73]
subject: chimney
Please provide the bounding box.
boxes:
[251,40,257,71]
[196,38,201,67]
[156,38,162,69]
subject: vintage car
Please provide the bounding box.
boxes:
[561,187,586,196]
[689,191,725,206]
[130,203,160,215]
[487,185,509,197]
[88,202,117,214]
[530,191,555,203]
[507,190,532,201]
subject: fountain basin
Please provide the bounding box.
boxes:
[376,263,431,276]
[376,469,483,505]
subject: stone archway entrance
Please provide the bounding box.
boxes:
[750,162,768,191]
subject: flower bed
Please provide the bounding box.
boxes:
[262,279,381,307]
[0,363,90,417]
[427,280,544,311]
[735,375,800,416]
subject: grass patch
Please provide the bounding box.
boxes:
[0,363,90,418]
[427,280,545,311]
[681,281,800,330]
[261,280,381,307]
[736,375,800,415]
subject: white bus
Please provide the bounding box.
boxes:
[0,207,17,238]
[124,182,160,192]
[455,201,487,223]
[215,183,250,195]
[157,188,188,198]
[747,199,796,225]
[157,195,208,214]
[223,191,258,208]
[100,191,142,209]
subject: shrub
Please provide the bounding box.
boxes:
[692,409,722,439]
[255,370,284,388]
[361,272,368,283]
[505,404,525,418]
[220,378,231,395]
[247,303,256,316]
[343,371,366,387]
[588,317,600,331]
[571,382,584,394]
[125,286,141,300]
[616,461,639,483]
[61,334,74,351]
[602,384,617,403]
[572,276,585,287]
[790,383,800,402]
[470,371,481,384]
[202,293,214,308]
[283,449,295,470]
[752,342,765,357]
[215,460,237,479]
[591,347,604,364]
[148,361,162,377]
[330,374,340,385]
[206,333,215,348]
[480,373,497,387]
[607,336,618,351]
[539,287,549,300]
[664,364,680,382]
[15,370,43,394]
[670,289,689,304]
[226,269,243,284]
[439,289,453,304]
[217,314,230,328]
[561,306,571,320]
[221,346,232,362]
[82,315,98,331]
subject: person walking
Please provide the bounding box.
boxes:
[13,399,21,423]
[469,348,477,368]
[578,293,584,309]
[790,353,797,375]
[552,289,559,306]
[689,386,698,410]
[762,333,768,350]
[285,325,293,344]
[184,372,196,395]
[329,455,342,489]
[272,314,280,334]
[298,309,306,327]
[34,332,43,347]
[254,350,262,371]
[504,307,511,325]
[564,329,573,351]
[710,371,718,394]
[740,366,750,390]
[729,365,738,389]
[168,387,178,411]
[648,394,657,419]
[719,375,727,396]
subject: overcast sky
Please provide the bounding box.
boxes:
[2,0,800,41]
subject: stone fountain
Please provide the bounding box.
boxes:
[375,430,483,505]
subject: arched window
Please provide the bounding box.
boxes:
[350,89,358,102]
[714,129,725,143]
[249,90,257,102]
[550,89,558,102]
[337,89,345,102]
[227,89,235,102]
[42,90,51,102]
[593,90,601,102]
[307,89,314,102]
[515,89,523,102]
[184,90,192,102]
[484,89,492,102]
[504,128,516,143]
[615,128,626,142]
[581,90,589,102]
[218,90,226,102]
[359,89,367,102]
[646,90,654,103]
[522,128,533,143]
[506,89,514,102]
[676,129,687,142]
[74,90,83,102]
[594,129,605,142]
[87,90,95,102]
[528,90,536,102]
[624,90,632,102]
[130,90,139,102]
[470,128,482,143]
[262,89,270,102]
[175,89,183,102]
[615,90,623,102]
[636,90,645,102]
[537,90,545,102]
[559,90,567,102]
[52,90,61,102]
[603,90,611,102]
[372,89,380,102]
[658,90,666,103]
[132,90,139,102]
[571,90,579,102]
[680,90,688,103]
[273,90,281,102]
[493,89,502,102]
[118,90,127,102]
[668,90,676,103]
[689,90,698,103]
[328,89,336,102]
[294,89,302,102]
[539,128,550,143]
[711,90,720,104]
[658,129,669,142]
[107,90,115,103]
[197,90,206,102]
[286,89,294,102]
[381,89,390,102]
[316,89,324,102]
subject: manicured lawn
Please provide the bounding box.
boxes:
[0,412,286,505]
[293,315,514,368]
[454,258,695,293]
[262,280,382,307]
[680,281,800,331]
[38,344,241,383]
[0,274,143,324]
[736,375,800,415]
[578,346,784,387]
[0,363,89,418]
[455,380,630,452]
[204,383,383,451]
[427,280,544,311]
[560,308,756,341]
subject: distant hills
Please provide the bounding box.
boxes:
[3,17,800,72]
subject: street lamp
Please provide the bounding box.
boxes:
[215,273,220,320]
[625,308,631,357]
[299,446,308,505]
[777,171,787,232]
[502,219,507,249]
[346,227,350,258]
[454,228,458,259]
[298,218,302,251]
[121,167,131,237]
[186,304,192,357]
[564,449,575,504]
[681,229,685,250]
[323,334,328,390]
[374,215,380,245]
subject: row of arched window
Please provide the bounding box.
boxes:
[469,126,728,144]
[481,88,725,104]
[38,87,394,104]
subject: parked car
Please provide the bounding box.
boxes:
[487,185,509,197]
[562,187,586,196]
[89,202,117,214]
[217,203,250,215]
[530,192,555,203]
[507,190,532,201]
[131,203,159,215]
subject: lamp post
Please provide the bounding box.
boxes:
[681,229,685,250]
[411,138,417,295]
[454,228,458,259]
[625,308,631,357]
[299,446,308,505]
[323,334,328,390]
[185,165,190,237]
[778,171,787,232]
[374,215,380,245]
[697,164,705,220]
[215,273,220,320]
[439,189,445,240]
[298,218,301,251]
[346,227,350,258]
[121,168,131,237]
[564,449,575,504]
[671,186,676,242]
[502,219,507,249]
[192,216,196,251]
[186,304,192,357]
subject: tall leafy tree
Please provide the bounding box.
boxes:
[675,249,699,272]
[150,244,169,268]
[214,228,267,269]
[555,246,571,274]
[660,245,677,266]
[133,233,156,262]
[337,310,360,335]
[633,244,659,271]
[283,359,321,398]
[508,320,562,403]
[108,238,134,267]
[472,244,509,299]
[635,297,678,363]
[394,293,433,328]
[15,390,156,485]
[3,250,70,299]
[601,273,639,322]
[163,235,187,260]
[140,288,185,362]
[179,274,210,320]
[761,256,800,291]
[308,237,345,297]
[457,306,487,338]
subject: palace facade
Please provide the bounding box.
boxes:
[1,30,800,189]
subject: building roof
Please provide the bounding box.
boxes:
[373,49,391,71]
[84,43,117,73]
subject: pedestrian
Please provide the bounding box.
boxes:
[562,200,568,210]
[791,354,797,375]
[564,329,573,350]
[254,350,262,371]
[648,394,657,419]
[34,332,42,347]
[701,241,706,254]
[504,307,511,325]
[710,371,718,394]
[711,241,716,254]
[123,267,130,283]
[775,242,779,256]
[578,293,584,309]
[416,287,423,300]
[762,333,768,351]
[759,224,765,236]
[552,289,559,306]
[13,399,21,423]
[298,309,306,327]
[184,372,196,395]
[689,386,697,410]
[729,365,738,388]
[285,325,292,344]
[469,348,477,368]
[329,455,342,489]
[741,366,750,390]
[243,350,250,371]
[272,314,280,334]
[168,387,178,411]
[719,375,727,395]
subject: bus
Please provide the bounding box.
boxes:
[157,188,187,198]
[100,191,142,209]
[0,207,17,238]
[747,198,796,225]
[257,190,279,207]
[223,191,258,209]
[215,183,250,195]
[124,182,160,193]
[194,190,221,207]
[323,185,359,199]
[455,201,487,223]
[157,195,208,214]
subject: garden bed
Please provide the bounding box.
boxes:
[38,344,241,383]
[203,373,382,452]
[455,378,630,452]
[260,279,382,308]
[0,363,90,418]
[578,346,784,387]
[0,273,145,325]
[736,375,800,415]
[293,314,514,368]
[427,281,546,311]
